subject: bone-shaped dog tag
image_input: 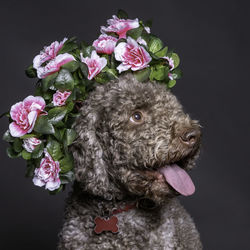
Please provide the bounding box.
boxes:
[94,216,119,234]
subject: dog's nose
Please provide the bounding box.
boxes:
[180,128,200,147]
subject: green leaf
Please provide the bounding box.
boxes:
[65,113,80,128]
[31,142,44,159]
[34,85,43,96]
[21,150,32,160]
[54,128,66,142]
[43,91,53,100]
[64,129,77,146]
[72,71,81,86]
[61,61,79,72]
[110,53,117,69]
[3,130,14,142]
[171,53,180,68]
[25,160,37,177]
[59,153,74,173]
[25,65,37,78]
[155,46,168,58]
[54,69,74,91]
[60,170,75,184]
[80,40,89,50]
[34,116,55,134]
[171,68,182,80]
[106,68,118,80]
[134,67,151,82]
[58,41,78,55]
[48,107,67,125]
[94,72,109,84]
[167,80,176,88]
[65,37,77,43]
[126,26,144,40]
[54,120,65,128]
[42,72,58,92]
[13,138,23,153]
[81,46,95,58]
[148,36,163,53]
[20,134,37,139]
[141,32,151,45]
[66,101,75,113]
[7,147,21,158]
[79,62,89,78]
[117,9,128,19]
[154,67,166,81]
[46,138,63,161]
[150,65,168,81]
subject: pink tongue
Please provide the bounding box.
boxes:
[159,164,195,196]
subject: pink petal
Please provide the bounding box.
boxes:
[117,63,131,73]
[114,42,127,61]
[45,178,61,191]
[36,53,75,79]
[100,15,139,39]
[10,102,23,121]
[80,51,107,80]
[27,111,38,133]
[92,34,118,55]
[127,37,139,47]
[33,176,45,187]
[23,96,46,111]
[33,38,68,69]
[54,53,75,68]
[9,122,27,137]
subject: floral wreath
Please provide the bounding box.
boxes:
[2,10,182,194]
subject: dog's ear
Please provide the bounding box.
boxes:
[71,102,112,200]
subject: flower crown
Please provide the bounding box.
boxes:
[2,10,182,194]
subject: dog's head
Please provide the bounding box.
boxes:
[72,74,201,204]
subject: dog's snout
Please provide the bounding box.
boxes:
[179,128,200,147]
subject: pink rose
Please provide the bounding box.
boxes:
[80,50,107,80]
[23,137,42,153]
[101,15,139,39]
[9,96,46,137]
[114,37,152,73]
[35,53,75,79]
[52,90,71,106]
[33,38,67,69]
[33,149,61,191]
[93,34,118,55]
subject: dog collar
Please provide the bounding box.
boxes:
[94,203,136,234]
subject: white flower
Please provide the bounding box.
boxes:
[80,51,107,80]
[33,150,61,191]
[23,137,42,153]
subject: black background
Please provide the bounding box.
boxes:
[1,1,249,249]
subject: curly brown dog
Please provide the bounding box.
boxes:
[58,73,202,249]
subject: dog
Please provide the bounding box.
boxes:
[58,73,202,249]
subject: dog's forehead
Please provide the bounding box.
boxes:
[109,79,182,111]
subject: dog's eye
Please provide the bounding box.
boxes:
[130,111,144,124]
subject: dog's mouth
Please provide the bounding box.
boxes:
[144,155,197,197]
[154,147,199,196]
[158,163,195,196]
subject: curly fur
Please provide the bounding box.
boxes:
[58,74,202,249]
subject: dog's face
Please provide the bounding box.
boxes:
[72,74,201,204]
